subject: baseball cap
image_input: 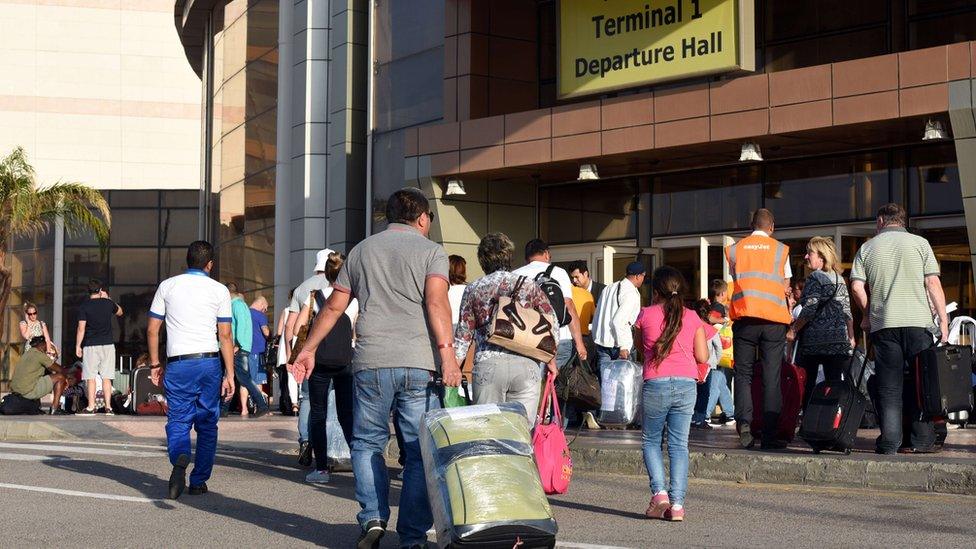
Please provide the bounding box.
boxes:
[314,248,336,272]
[625,261,646,276]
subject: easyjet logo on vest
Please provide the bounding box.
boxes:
[741,244,771,250]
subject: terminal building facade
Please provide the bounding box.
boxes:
[174,0,976,321]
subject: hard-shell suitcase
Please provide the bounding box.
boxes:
[132,367,166,415]
[799,355,867,454]
[750,356,806,442]
[916,345,974,417]
[421,403,557,548]
[114,355,134,395]
[947,317,976,426]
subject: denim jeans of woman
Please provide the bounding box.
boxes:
[692,370,734,425]
[641,377,697,506]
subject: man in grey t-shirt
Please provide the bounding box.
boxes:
[293,188,461,548]
[850,203,948,454]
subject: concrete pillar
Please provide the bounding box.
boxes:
[949,79,976,290]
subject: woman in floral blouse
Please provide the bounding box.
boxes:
[454,232,559,420]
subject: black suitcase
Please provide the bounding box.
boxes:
[799,356,867,454]
[917,345,975,416]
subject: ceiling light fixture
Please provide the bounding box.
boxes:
[445,178,466,196]
[739,142,763,162]
[922,119,948,141]
[578,163,600,181]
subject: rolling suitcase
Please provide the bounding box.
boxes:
[421,403,557,548]
[132,367,166,415]
[916,345,974,417]
[947,317,976,426]
[750,353,806,442]
[799,354,867,454]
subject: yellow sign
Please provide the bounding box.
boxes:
[558,0,755,98]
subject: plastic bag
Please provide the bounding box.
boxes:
[598,359,642,425]
[326,384,351,468]
[420,403,557,548]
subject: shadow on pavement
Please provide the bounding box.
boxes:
[548,498,647,520]
[44,457,364,546]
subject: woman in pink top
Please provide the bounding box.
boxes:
[634,266,712,522]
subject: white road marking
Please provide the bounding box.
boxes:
[0,482,162,503]
[0,452,69,462]
[0,442,161,457]
[34,439,166,450]
[556,541,627,549]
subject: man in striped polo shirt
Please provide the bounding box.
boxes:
[850,203,948,455]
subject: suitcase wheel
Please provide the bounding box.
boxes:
[843,448,852,455]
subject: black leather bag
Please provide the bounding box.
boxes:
[555,354,601,410]
[1,393,43,415]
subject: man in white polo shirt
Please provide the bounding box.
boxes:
[147,240,235,499]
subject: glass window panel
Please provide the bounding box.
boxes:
[109,286,157,356]
[246,0,279,63]
[160,190,199,208]
[540,179,638,244]
[243,229,275,290]
[10,248,55,289]
[64,248,109,287]
[244,168,275,233]
[370,131,406,230]
[765,0,886,42]
[245,52,277,120]
[909,11,976,48]
[917,227,975,317]
[908,144,962,216]
[218,181,245,240]
[222,15,247,81]
[109,248,158,286]
[245,108,276,177]
[161,209,200,247]
[110,190,157,208]
[765,27,888,72]
[374,0,445,65]
[217,237,245,284]
[220,122,245,188]
[161,248,188,280]
[653,166,761,236]
[765,153,889,226]
[909,0,976,16]
[109,209,159,246]
[220,69,246,135]
[374,47,444,132]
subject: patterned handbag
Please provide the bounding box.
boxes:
[486,276,557,363]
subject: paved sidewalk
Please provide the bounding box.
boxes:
[3,413,975,494]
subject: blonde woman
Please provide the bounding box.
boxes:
[786,237,855,409]
[19,302,55,355]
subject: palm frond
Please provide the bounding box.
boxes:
[0,147,37,207]
[32,182,111,247]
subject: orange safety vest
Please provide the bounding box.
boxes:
[725,234,792,325]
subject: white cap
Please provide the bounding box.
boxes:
[314,248,335,272]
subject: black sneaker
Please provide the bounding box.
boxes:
[298,441,313,467]
[691,421,713,430]
[738,422,755,449]
[168,454,191,500]
[357,519,386,549]
[252,407,270,418]
[188,483,208,495]
[76,408,96,416]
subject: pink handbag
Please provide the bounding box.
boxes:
[533,372,573,495]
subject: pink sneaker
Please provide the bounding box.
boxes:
[665,506,685,522]
[645,493,670,519]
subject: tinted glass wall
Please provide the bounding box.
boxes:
[540,143,961,243]
[204,0,277,301]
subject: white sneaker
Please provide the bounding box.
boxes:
[583,411,601,430]
[305,469,331,484]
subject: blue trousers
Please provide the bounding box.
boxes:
[164,357,223,486]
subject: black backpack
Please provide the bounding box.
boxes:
[535,265,570,327]
[313,290,354,374]
[1,393,43,415]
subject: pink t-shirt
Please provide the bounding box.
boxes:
[635,305,716,380]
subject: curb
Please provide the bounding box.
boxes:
[0,420,77,442]
[570,446,976,495]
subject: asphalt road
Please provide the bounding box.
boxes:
[0,439,973,548]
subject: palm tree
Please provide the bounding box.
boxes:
[0,147,110,339]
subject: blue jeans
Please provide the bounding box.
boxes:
[249,352,267,385]
[556,339,574,370]
[693,370,734,424]
[298,380,310,443]
[222,351,268,413]
[352,367,438,545]
[641,377,697,506]
[594,345,621,377]
[164,357,222,486]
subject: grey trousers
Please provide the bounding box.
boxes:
[471,353,544,422]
